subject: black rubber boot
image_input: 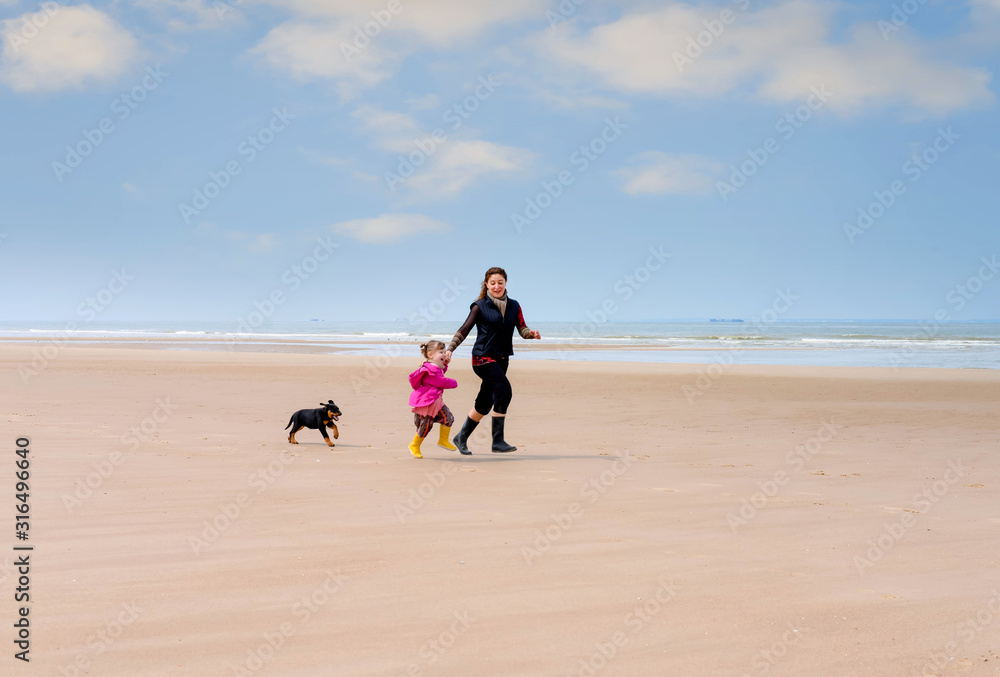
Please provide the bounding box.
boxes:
[491,417,517,453]
[452,417,478,455]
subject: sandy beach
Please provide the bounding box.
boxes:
[3,343,999,676]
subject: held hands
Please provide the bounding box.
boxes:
[529,330,541,340]
[443,350,453,364]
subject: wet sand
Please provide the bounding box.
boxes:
[2,343,999,676]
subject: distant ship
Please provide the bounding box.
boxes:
[709,319,744,322]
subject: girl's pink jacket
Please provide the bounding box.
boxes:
[408,362,458,408]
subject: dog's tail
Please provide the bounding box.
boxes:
[284,415,294,430]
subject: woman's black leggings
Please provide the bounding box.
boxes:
[472,358,512,416]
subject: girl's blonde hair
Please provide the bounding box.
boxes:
[420,340,446,359]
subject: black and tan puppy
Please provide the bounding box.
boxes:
[285,400,342,447]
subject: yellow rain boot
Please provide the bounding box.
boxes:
[437,425,458,451]
[408,434,424,458]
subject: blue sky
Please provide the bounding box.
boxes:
[1,0,998,324]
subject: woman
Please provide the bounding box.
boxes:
[444,267,541,454]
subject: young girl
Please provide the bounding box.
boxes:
[407,340,459,458]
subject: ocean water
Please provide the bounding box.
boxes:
[1,320,999,369]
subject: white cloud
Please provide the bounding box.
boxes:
[246,233,276,253]
[351,104,420,149]
[299,148,351,168]
[533,90,628,110]
[259,0,539,46]
[196,223,278,252]
[755,24,992,116]
[134,0,231,31]
[407,140,534,198]
[250,19,396,94]
[332,212,449,244]
[0,4,140,92]
[350,104,534,197]
[514,74,627,110]
[616,152,722,196]
[536,0,993,116]
[250,0,538,89]
[405,93,440,111]
[967,0,1000,45]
